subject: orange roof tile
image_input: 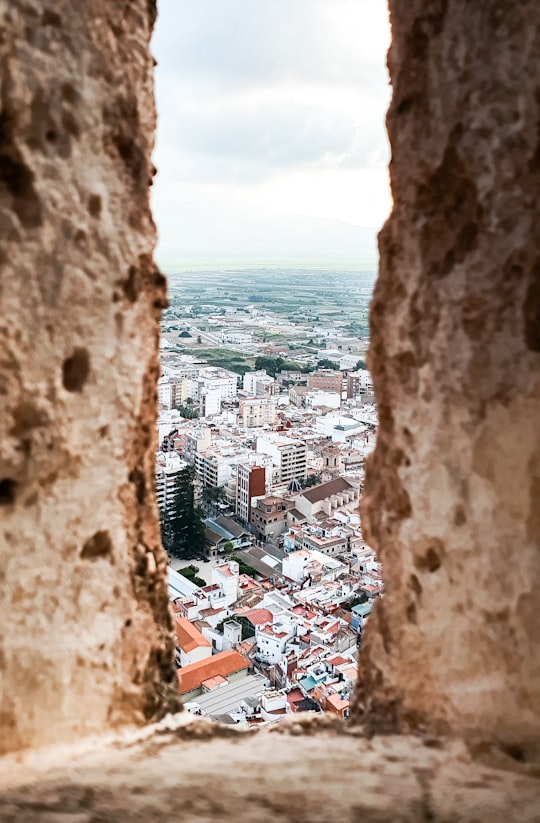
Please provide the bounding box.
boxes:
[202,674,227,690]
[175,617,212,652]
[177,650,249,695]
[326,693,350,711]
[240,607,274,626]
[327,655,349,666]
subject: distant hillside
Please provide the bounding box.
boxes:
[154,198,380,272]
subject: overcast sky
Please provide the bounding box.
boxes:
[152,0,391,271]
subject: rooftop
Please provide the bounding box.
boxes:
[187,673,266,718]
[175,618,212,652]
[300,477,355,504]
[238,608,274,626]
[177,650,250,696]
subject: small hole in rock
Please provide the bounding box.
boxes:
[414,545,443,573]
[81,530,112,560]
[501,743,527,763]
[62,348,90,392]
[406,602,417,624]
[88,194,102,217]
[0,478,17,506]
[409,573,422,597]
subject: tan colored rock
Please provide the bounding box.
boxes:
[0,0,179,753]
[1,718,540,823]
[355,0,540,751]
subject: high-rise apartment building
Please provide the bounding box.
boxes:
[155,452,188,514]
[256,435,308,484]
[236,464,266,523]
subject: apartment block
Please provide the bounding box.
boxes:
[239,397,277,428]
[243,370,276,396]
[347,369,373,399]
[158,377,189,410]
[183,426,212,465]
[236,464,266,523]
[307,369,342,394]
[251,495,294,542]
[198,367,238,401]
[256,435,308,484]
[155,452,188,514]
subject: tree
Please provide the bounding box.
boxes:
[164,466,207,560]
[254,355,284,377]
[355,360,367,371]
[223,541,234,555]
[348,591,369,610]
[179,330,191,338]
[301,473,320,489]
[202,485,225,516]
[179,565,206,587]
[317,358,340,370]
[175,404,198,419]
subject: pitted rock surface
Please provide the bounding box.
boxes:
[0,0,179,754]
[355,0,540,750]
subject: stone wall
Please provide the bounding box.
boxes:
[1,0,539,765]
[0,0,179,753]
[355,0,540,753]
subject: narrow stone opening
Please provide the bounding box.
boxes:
[151,0,391,726]
[0,0,538,778]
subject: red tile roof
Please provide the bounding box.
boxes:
[175,617,212,652]
[177,650,249,695]
[240,607,274,626]
[327,655,349,667]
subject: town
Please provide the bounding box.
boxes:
[156,269,381,726]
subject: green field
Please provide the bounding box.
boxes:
[165,269,374,337]
[183,348,255,376]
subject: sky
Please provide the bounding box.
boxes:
[151,0,391,272]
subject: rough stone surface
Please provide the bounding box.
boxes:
[0,0,179,753]
[355,0,540,752]
[1,718,540,822]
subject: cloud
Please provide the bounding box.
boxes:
[155,90,387,186]
[154,0,389,92]
[151,0,391,267]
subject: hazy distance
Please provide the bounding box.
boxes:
[152,0,391,272]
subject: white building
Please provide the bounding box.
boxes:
[199,387,222,418]
[256,435,308,484]
[282,549,347,584]
[314,413,366,443]
[155,452,188,513]
[256,620,296,665]
[222,330,253,345]
[305,390,341,410]
[175,617,212,668]
[243,370,275,395]
[239,397,277,428]
[211,560,240,608]
[198,367,238,402]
